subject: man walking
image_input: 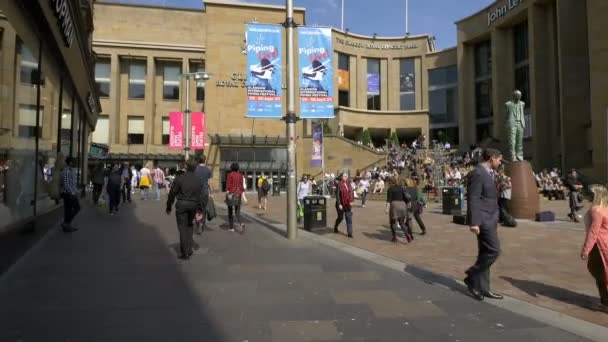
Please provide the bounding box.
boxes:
[166,159,201,260]
[194,153,213,234]
[152,162,166,201]
[565,168,584,222]
[60,156,80,233]
[257,173,270,210]
[121,162,132,203]
[464,148,503,301]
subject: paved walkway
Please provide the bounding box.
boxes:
[0,195,598,341]
[243,193,608,327]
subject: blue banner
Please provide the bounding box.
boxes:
[367,73,380,93]
[311,121,323,167]
[298,27,334,119]
[246,24,283,118]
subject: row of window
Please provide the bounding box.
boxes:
[92,116,183,146]
[336,53,417,111]
[94,59,206,102]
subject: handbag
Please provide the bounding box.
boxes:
[139,175,151,188]
[206,197,217,221]
[225,192,239,207]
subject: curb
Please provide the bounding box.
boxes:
[238,206,608,342]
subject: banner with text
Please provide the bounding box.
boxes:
[311,121,323,167]
[246,23,283,118]
[298,27,334,118]
[191,112,206,149]
[168,112,183,150]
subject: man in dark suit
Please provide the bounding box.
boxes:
[464,148,503,301]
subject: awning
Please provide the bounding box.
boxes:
[209,134,287,146]
[88,153,184,162]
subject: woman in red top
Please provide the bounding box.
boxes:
[225,163,245,232]
[581,185,608,309]
[334,173,355,238]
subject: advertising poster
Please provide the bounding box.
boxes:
[367,73,380,93]
[338,70,350,91]
[311,121,323,167]
[246,23,283,118]
[168,112,183,150]
[298,27,334,118]
[191,112,205,149]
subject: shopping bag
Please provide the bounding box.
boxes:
[207,196,217,221]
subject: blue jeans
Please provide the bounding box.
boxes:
[154,182,161,200]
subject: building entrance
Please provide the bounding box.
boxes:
[219,147,287,193]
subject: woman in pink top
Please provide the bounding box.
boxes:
[581,185,608,308]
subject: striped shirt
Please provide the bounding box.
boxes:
[152,168,165,184]
[61,166,78,195]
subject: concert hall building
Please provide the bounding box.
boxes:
[90,0,608,190]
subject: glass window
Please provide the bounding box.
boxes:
[127,116,144,144]
[128,60,146,99]
[19,40,42,86]
[338,53,349,71]
[429,65,457,87]
[2,31,40,229]
[190,61,205,102]
[474,40,492,78]
[92,115,109,144]
[399,58,416,111]
[338,90,349,107]
[163,62,181,100]
[95,60,110,98]
[367,58,380,110]
[428,65,458,126]
[476,123,493,143]
[60,84,73,157]
[514,22,529,64]
[431,127,459,145]
[475,80,493,119]
[162,117,170,145]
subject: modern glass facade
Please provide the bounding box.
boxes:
[513,21,531,138]
[429,65,458,145]
[366,58,381,110]
[399,58,416,111]
[474,40,493,142]
[0,3,98,232]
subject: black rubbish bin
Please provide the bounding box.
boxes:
[442,186,463,215]
[303,195,327,231]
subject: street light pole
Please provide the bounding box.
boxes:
[184,74,191,161]
[285,0,298,240]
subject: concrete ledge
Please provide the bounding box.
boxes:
[238,206,608,342]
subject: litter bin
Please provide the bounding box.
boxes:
[303,195,327,231]
[272,180,280,196]
[442,186,463,215]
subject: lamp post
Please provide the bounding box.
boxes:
[284,0,298,240]
[181,71,212,160]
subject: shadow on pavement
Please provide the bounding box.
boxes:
[500,276,605,312]
[0,197,227,341]
[404,264,468,295]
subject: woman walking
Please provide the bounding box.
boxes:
[581,185,608,309]
[358,175,371,208]
[225,163,245,232]
[297,175,312,223]
[385,178,413,242]
[406,178,428,235]
[334,173,355,238]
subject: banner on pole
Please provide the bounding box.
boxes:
[168,112,183,150]
[311,121,323,167]
[245,23,283,118]
[191,112,205,149]
[298,27,334,118]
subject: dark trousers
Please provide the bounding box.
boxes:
[227,197,242,229]
[409,210,427,233]
[175,200,197,256]
[62,193,81,225]
[92,183,103,204]
[361,191,367,205]
[122,181,132,203]
[335,206,353,236]
[587,245,608,304]
[465,211,500,293]
[108,187,121,213]
[390,216,410,238]
[195,190,209,233]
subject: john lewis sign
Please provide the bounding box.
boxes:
[487,0,523,26]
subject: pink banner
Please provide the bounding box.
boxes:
[191,112,205,150]
[168,112,183,150]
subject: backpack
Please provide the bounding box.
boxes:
[262,178,271,192]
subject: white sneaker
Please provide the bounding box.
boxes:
[228,228,235,232]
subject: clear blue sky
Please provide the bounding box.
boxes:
[103,0,495,49]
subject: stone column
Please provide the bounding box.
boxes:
[109,53,120,145]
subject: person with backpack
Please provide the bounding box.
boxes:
[257,173,271,211]
[106,164,123,215]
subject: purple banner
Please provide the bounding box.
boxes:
[311,122,323,167]
[367,73,380,93]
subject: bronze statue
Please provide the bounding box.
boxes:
[505,90,526,162]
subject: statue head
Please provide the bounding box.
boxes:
[512,90,522,102]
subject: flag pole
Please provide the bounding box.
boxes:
[341,0,345,31]
[405,0,409,35]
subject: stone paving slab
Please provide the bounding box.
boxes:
[0,195,597,341]
[241,194,608,327]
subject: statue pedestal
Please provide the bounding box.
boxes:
[506,161,539,220]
